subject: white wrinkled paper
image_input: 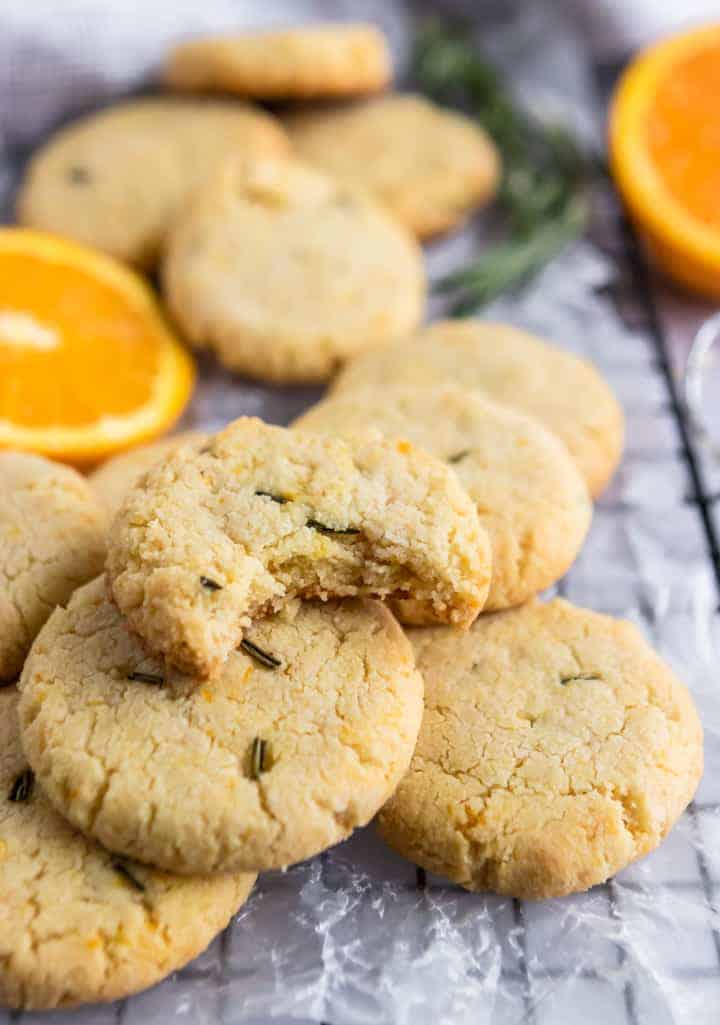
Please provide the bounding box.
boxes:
[2,2,720,1023]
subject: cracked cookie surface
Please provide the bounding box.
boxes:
[294,386,591,611]
[331,320,625,497]
[106,417,490,678]
[89,430,208,519]
[0,452,107,682]
[163,23,392,99]
[19,577,423,875]
[162,155,425,383]
[377,599,703,899]
[18,98,290,268]
[0,686,255,1010]
[285,94,499,239]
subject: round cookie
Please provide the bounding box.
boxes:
[106,417,490,678]
[331,320,625,497]
[377,599,703,900]
[164,23,392,99]
[18,98,290,268]
[19,577,424,876]
[0,687,255,1010]
[163,154,425,383]
[0,452,107,682]
[89,430,208,519]
[285,94,500,239]
[294,386,592,611]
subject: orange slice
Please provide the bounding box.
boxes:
[0,228,195,465]
[609,24,720,299]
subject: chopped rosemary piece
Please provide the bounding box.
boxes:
[200,575,222,591]
[250,737,268,779]
[255,491,287,504]
[448,450,470,464]
[8,769,34,803]
[112,860,146,892]
[560,673,601,686]
[306,519,360,536]
[240,639,282,670]
[128,671,165,686]
[412,19,588,313]
[67,165,91,185]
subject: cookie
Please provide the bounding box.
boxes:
[285,94,500,239]
[19,577,423,875]
[377,599,703,900]
[332,320,625,497]
[162,154,425,383]
[164,23,391,99]
[89,430,208,519]
[106,417,491,678]
[0,452,106,682]
[18,98,290,268]
[0,687,255,1010]
[294,386,592,611]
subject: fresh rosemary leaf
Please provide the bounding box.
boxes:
[240,639,282,670]
[412,19,589,312]
[8,769,34,803]
[560,673,601,686]
[448,450,470,464]
[250,737,268,779]
[112,859,146,892]
[255,490,287,504]
[306,518,360,536]
[128,671,165,686]
[200,575,222,591]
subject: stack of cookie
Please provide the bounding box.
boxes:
[18,22,499,384]
[1,19,704,1014]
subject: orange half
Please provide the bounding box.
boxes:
[609,23,720,299]
[0,228,195,465]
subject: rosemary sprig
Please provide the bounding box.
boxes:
[240,638,282,670]
[307,519,360,536]
[249,737,268,779]
[8,769,34,802]
[412,19,589,313]
[128,671,165,686]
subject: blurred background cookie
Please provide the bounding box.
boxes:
[164,22,392,99]
[163,155,425,382]
[332,320,625,497]
[17,98,290,268]
[285,94,500,238]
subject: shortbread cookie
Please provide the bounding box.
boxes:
[164,23,391,99]
[162,155,425,383]
[18,98,290,268]
[0,452,106,682]
[285,94,500,238]
[106,417,490,678]
[0,687,255,1010]
[294,386,591,611]
[90,431,208,519]
[377,600,703,900]
[332,320,625,497]
[19,577,423,875]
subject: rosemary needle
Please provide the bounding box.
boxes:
[240,639,282,670]
[250,737,268,779]
[412,19,589,313]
